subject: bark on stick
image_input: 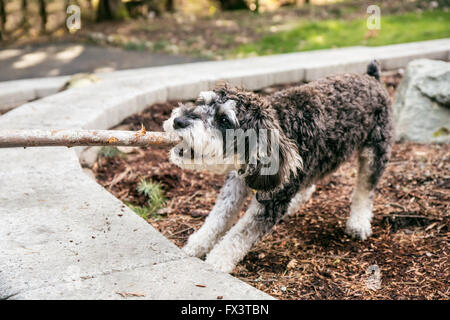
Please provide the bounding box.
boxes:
[0,129,181,148]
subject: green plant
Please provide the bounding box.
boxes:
[99,146,122,158]
[137,178,166,207]
[127,179,166,220]
[125,202,152,219]
[123,40,148,51]
[153,40,168,52]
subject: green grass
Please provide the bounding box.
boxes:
[126,179,166,220]
[234,10,450,57]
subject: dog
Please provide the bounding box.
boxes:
[163,61,394,273]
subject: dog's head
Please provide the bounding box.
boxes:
[163,84,302,191]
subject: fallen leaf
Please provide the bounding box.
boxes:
[117,146,138,154]
[116,292,146,297]
[287,259,298,270]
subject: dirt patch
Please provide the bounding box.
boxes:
[93,72,449,299]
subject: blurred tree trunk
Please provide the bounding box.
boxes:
[38,0,47,34]
[97,0,129,21]
[0,0,6,40]
[166,0,174,12]
[21,0,28,27]
[219,0,249,11]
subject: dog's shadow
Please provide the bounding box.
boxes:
[238,214,358,274]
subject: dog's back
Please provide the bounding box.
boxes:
[270,69,394,187]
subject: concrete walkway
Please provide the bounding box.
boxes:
[0,42,205,81]
[0,42,205,112]
[0,39,449,300]
[0,43,205,112]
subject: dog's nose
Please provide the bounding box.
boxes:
[173,116,191,130]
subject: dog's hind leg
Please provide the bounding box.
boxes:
[346,82,394,240]
[183,171,249,258]
[346,144,391,240]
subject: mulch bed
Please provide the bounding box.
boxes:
[93,71,449,300]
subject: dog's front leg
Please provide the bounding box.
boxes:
[205,196,284,273]
[183,171,249,258]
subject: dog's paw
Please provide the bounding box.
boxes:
[345,217,372,240]
[205,254,236,274]
[182,241,207,258]
[182,231,214,258]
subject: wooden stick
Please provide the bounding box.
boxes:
[0,129,181,148]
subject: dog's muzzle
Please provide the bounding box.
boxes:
[173,116,191,130]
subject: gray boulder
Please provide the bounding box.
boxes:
[393,59,450,143]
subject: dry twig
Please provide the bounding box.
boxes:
[0,129,181,148]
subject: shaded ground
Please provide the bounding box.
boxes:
[93,72,449,299]
[0,42,204,81]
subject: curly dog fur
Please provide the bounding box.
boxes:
[163,61,394,273]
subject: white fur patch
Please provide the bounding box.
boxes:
[279,134,303,185]
[162,106,183,133]
[218,100,239,126]
[346,148,375,240]
[183,171,249,258]
[346,185,374,240]
[199,91,218,105]
[286,185,316,216]
[205,197,265,273]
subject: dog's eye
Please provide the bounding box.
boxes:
[220,115,230,125]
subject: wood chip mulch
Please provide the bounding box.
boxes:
[93,72,449,300]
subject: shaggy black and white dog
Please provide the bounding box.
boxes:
[163,61,394,273]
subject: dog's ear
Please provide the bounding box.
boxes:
[241,112,303,191]
[215,85,302,191]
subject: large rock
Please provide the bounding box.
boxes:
[393,59,450,143]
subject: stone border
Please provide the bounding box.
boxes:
[0,39,449,300]
[0,76,69,112]
[2,38,449,113]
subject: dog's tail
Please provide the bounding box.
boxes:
[366,60,380,81]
